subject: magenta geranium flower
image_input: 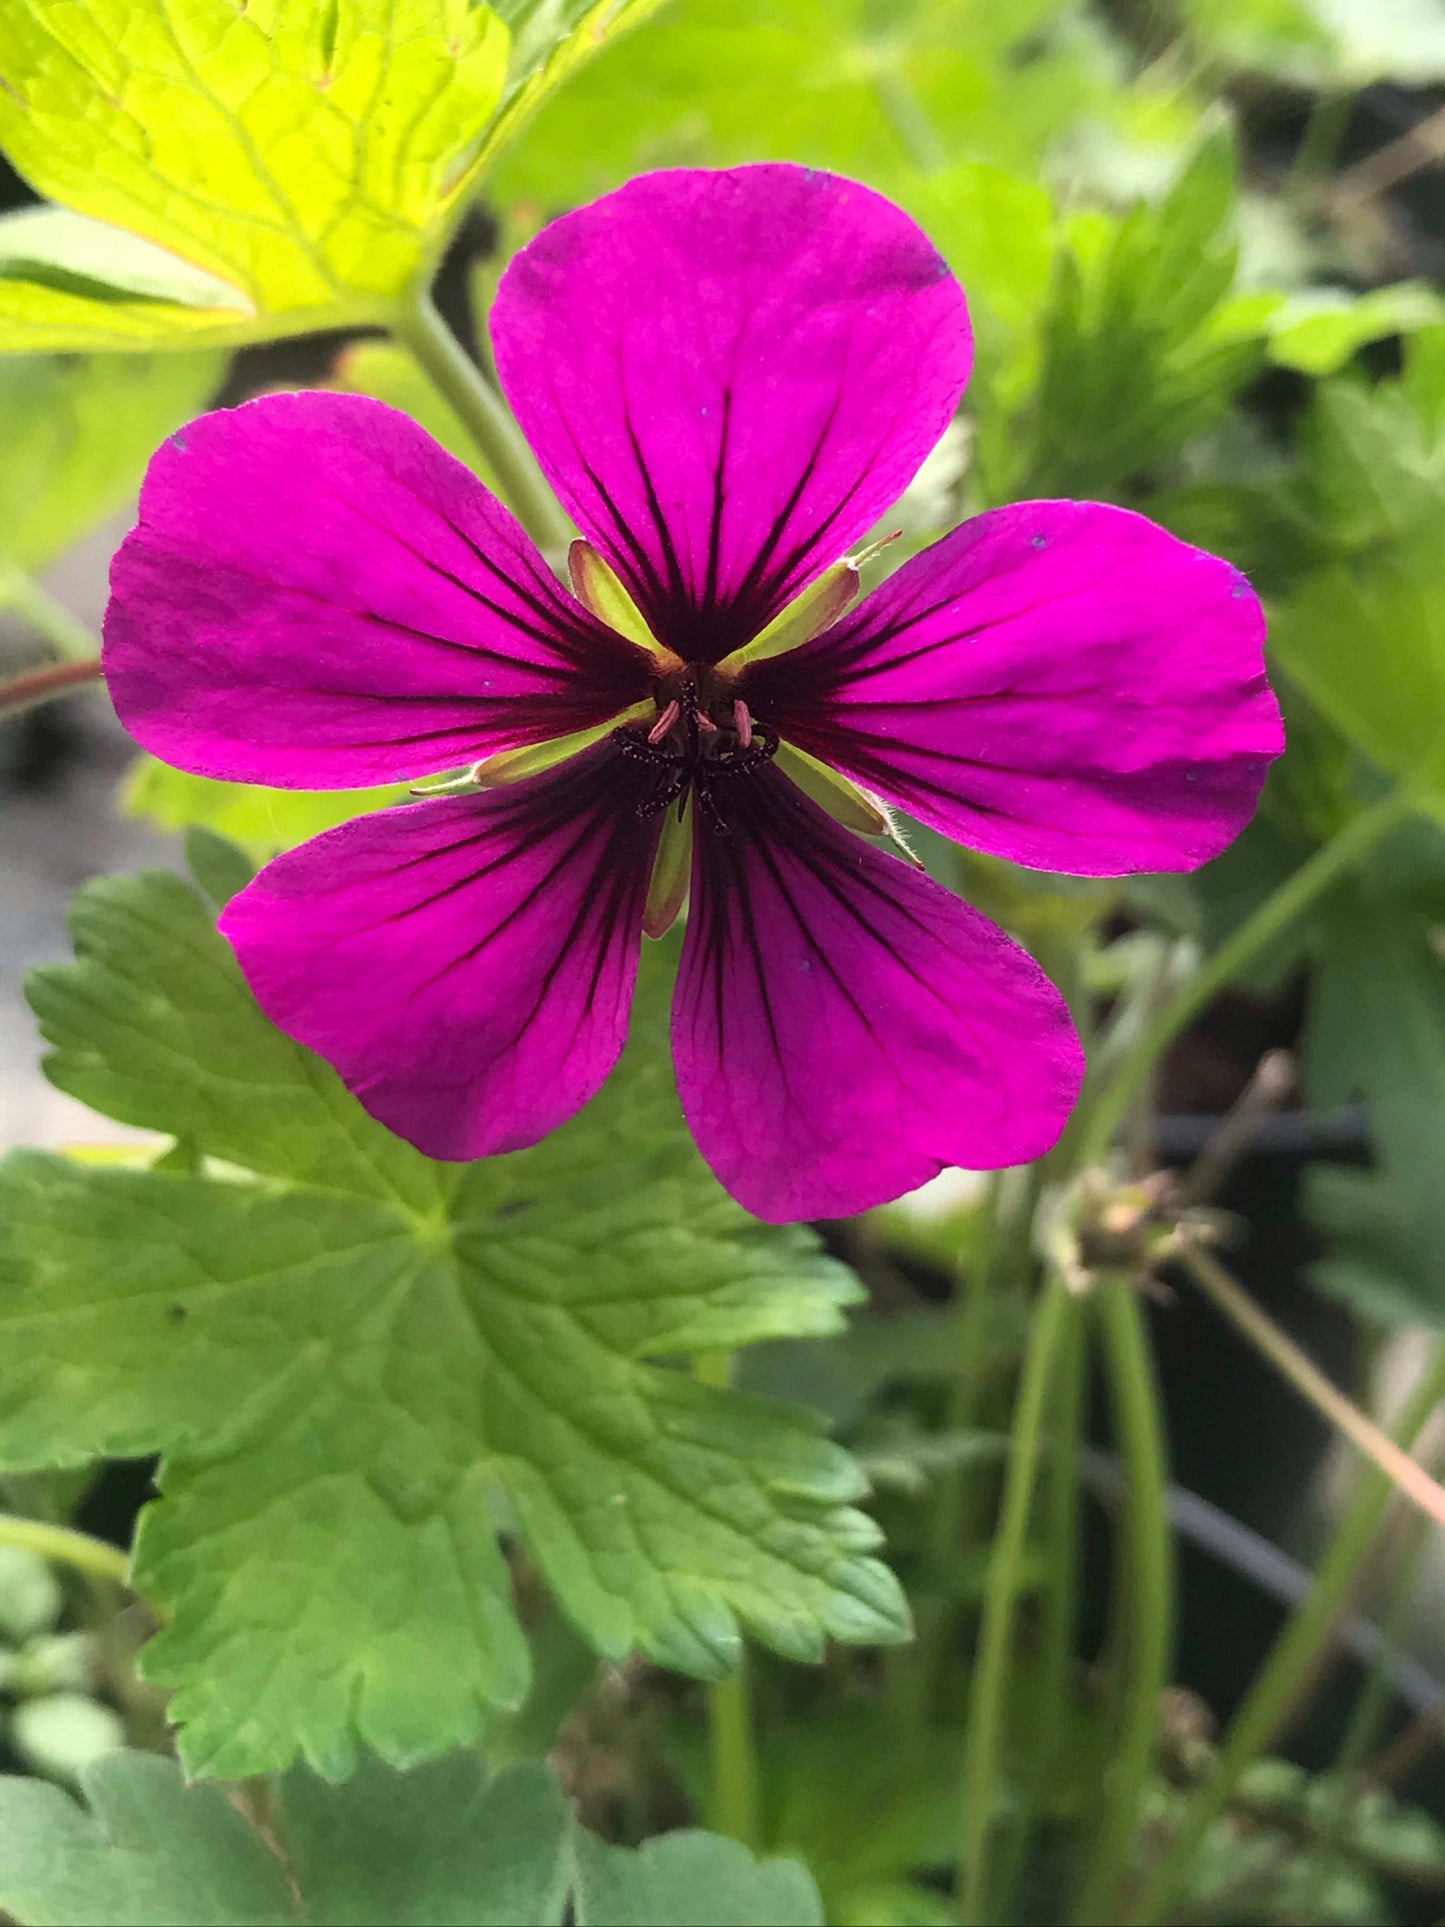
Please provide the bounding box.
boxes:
[103,164,1282,1222]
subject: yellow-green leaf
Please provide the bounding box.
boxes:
[0,0,511,346]
[0,352,221,574]
[0,207,257,351]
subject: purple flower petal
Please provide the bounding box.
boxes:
[672,768,1084,1222]
[492,165,972,664]
[104,392,656,789]
[219,742,661,1158]
[741,501,1284,875]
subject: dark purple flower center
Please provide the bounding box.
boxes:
[613,662,778,833]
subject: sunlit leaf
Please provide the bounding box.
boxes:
[1267,283,1445,377]
[123,756,412,857]
[0,0,665,350]
[0,352,220,574]
[0,206,253,352]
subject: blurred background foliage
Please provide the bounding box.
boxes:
[4,0,1445,1922]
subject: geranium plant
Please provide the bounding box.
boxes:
[3,4,1445,1926]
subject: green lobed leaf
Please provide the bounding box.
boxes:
[0,0,665,350]
[0,352,220,575]
[1266,282,1445,378]
[994,131,1272,501]
[1306,1165,1445,1327]
[0,1751,297,1926]
[572,1829,823,1927]
[0,1748,822,1927]
[279,1752,573,1925]
[0,0,508,323]
[1304,878,1445,1257]
[1269,534,1445,801]
[0,206,258,352]
[0,858,904,1780]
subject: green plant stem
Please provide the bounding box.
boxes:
[957,1273,1075,1924]
[708,1662,763,1850]
[1077,788,1418,1168]
[393,290,570,554]
[1072,1278,1174,1926]
[0,1512,130,1587]
[1126,1342,1445,1926]
[930,1180,1006,1564]
[1037,1300,1086,1745]
[694,1349,763,1850]
[1297,1516,1432,1919]
[904,1176,1008,1740]
[0,564,103,663]
[1289,88,1352,196]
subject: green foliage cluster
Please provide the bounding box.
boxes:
[0,1748,824,1924]
[2,0,1445,1922]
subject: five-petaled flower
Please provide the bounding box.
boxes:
[104,164,1283,1223]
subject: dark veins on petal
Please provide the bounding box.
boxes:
[574,377,868,665]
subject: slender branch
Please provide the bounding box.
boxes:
[957,1274,1074,1923]
[0,564,104,663]
[1332,99,1445,209]
[1072,1278,1175,1925]
[1126,1342,1445,1925]
[392,290,570,555]
[0,1512,130,1588]
[1179,1048,1294,1208]
[1180,1244,1445,1533]
[0,655,104,721]
[1077,789,1419,1167]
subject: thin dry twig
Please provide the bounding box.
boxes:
[1179,1049,1295,1208]
[0,655,103,720]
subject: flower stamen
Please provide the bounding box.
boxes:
[647,698,681,745]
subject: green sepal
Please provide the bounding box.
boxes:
[474,707,651,787]
[722,560,859,670]
[644,796,694,938]
[775,744,889,837]
[569,539,669,655]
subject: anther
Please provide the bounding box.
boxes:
[647,698,681,745]
[733,699,753,749]
[696,712,719,735]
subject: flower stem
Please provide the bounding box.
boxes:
[1125,1340,1445,1926]
[1072,1277,1174,1926]
[0,656,104,721]
[0,1512,130,1587]
[1036,1297,1086,1751]
[956,1273,1074,1924]
[0,563,103,663]
[708,1661,763,1849]
[695,1348,763,1850]
[392,289,570,555]
[1077,788,1419,1168]
[1181,1244,1445,1531]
